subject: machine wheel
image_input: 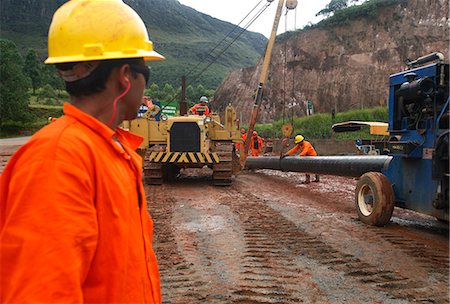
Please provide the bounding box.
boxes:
[355,172,395,226]
[213,143,234,186]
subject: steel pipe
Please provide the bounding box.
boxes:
[245,156,392,177]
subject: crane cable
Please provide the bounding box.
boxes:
[282,7,288,125]
[160,0,273,112]
[183,0,266,80]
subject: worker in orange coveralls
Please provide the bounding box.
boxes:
[283,134,320,183]
[250,131,264,156]
[235,128,247,151]
[0,1,164,303]
[189,95,210,115]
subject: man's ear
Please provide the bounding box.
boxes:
[118,64,131,88]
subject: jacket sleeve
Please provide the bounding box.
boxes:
[1,139,98,303]
[286,145,300,155]
[299,142,313,156]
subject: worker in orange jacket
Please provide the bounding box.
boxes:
[250,131,263,156]
[0,1,164,303]
[189,96,210,115]
[283,134,320,183]
[235,128,247,151]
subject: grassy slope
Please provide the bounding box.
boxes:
[0,0,266,89]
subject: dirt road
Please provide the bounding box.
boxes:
[1,139,448,303]
[149,169,449,304]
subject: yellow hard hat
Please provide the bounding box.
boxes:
[45,0,165,64]
[294,134,304,144]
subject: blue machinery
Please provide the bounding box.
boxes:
[246,53,449,226]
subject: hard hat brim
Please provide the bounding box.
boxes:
[45,50,165,64]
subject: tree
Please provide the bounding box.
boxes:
[162,83,174,101]
[145,83,160,100]
[186,85,195,102]
[40,64,64,90]
[316,0,361,17]
[0,39,32,124]
[194,84,206,100]
[23,48,42,94]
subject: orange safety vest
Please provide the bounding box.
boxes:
[287,140,317,156]
[0,103,161,303]
[250,136,263,156]
[189,103,210,115]
[235,133,247,150]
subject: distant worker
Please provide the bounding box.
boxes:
[250,131,263,156]
[0,0,163,303]
[235,128,247,150]
[189,96,210,115]
[47,116,57,124]
[283,134,320,183]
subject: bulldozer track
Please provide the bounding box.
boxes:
[212,143,234,186]
[143,148,164,185]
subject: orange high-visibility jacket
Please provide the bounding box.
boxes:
[287,140,317,156]
[250,136,263,156]
[189,103,210,115]
[235,133,247,150]
[0,103,161,303]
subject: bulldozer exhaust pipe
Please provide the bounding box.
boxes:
[245,156,392,177]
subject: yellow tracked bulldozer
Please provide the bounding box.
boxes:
[123,103,241,186]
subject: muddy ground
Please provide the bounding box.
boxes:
[1,140,449,303]
[148,168,449,304]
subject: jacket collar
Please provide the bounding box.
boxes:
[63,102,143,150]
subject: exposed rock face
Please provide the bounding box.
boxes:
[214,0,449,123]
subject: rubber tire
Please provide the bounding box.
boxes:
[355,172,395,226]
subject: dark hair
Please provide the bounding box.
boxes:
[56,58,142,97]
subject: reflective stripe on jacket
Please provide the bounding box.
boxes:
[0,103,161,303]
[287,140,317,156]
[189,103,210,115]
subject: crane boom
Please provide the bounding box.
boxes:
[241,0,287,166]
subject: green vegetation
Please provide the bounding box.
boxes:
[0,39,33,125]
[316,0,407,27]
[1,0,266,90]
[278,0,406,42]
[252,106,388,140]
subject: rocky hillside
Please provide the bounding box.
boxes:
[0,0,267,88]
[214,0,449,123]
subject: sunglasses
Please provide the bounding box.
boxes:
[130,64,150,85]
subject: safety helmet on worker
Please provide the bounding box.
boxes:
[294,134,305,144]
[199,96,209,103]
[45,0,165,64]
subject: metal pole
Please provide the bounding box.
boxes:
[180,76,187,115]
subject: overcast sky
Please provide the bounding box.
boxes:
[177,0,331,38]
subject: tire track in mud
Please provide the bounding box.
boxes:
[360,222,449,272]
[148,188,217,304]
[148,177,448,303]
[223,187,449,303]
